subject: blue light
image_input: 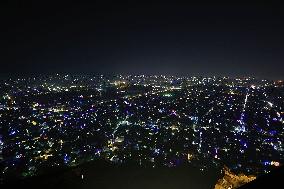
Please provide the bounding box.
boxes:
[64,154,70,164]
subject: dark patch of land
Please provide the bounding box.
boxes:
[1,160,221,189]
[239,165,284,189]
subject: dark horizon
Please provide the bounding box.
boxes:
[0,73,280,82]
[1,2,284,79]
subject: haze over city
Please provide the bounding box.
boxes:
[1,2,284,79]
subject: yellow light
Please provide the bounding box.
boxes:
[187,153,193,161]
[271,161,280,167]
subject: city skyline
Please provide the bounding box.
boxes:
[1,2,284,188]
[1,74,283,187]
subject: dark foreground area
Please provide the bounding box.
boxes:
[2,161,284,189]
[239,165,284,189]
[1,160,220,189]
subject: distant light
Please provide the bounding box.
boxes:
[267,101,273,107]
[187,153,193,161]
[250,85,256,89]
[163,93,172,97]
[271,161,280,167]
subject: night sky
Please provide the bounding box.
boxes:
[1,2,284,79]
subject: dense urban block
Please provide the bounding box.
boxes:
[1,75,283,184]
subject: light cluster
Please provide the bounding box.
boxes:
[0,74,283,180]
